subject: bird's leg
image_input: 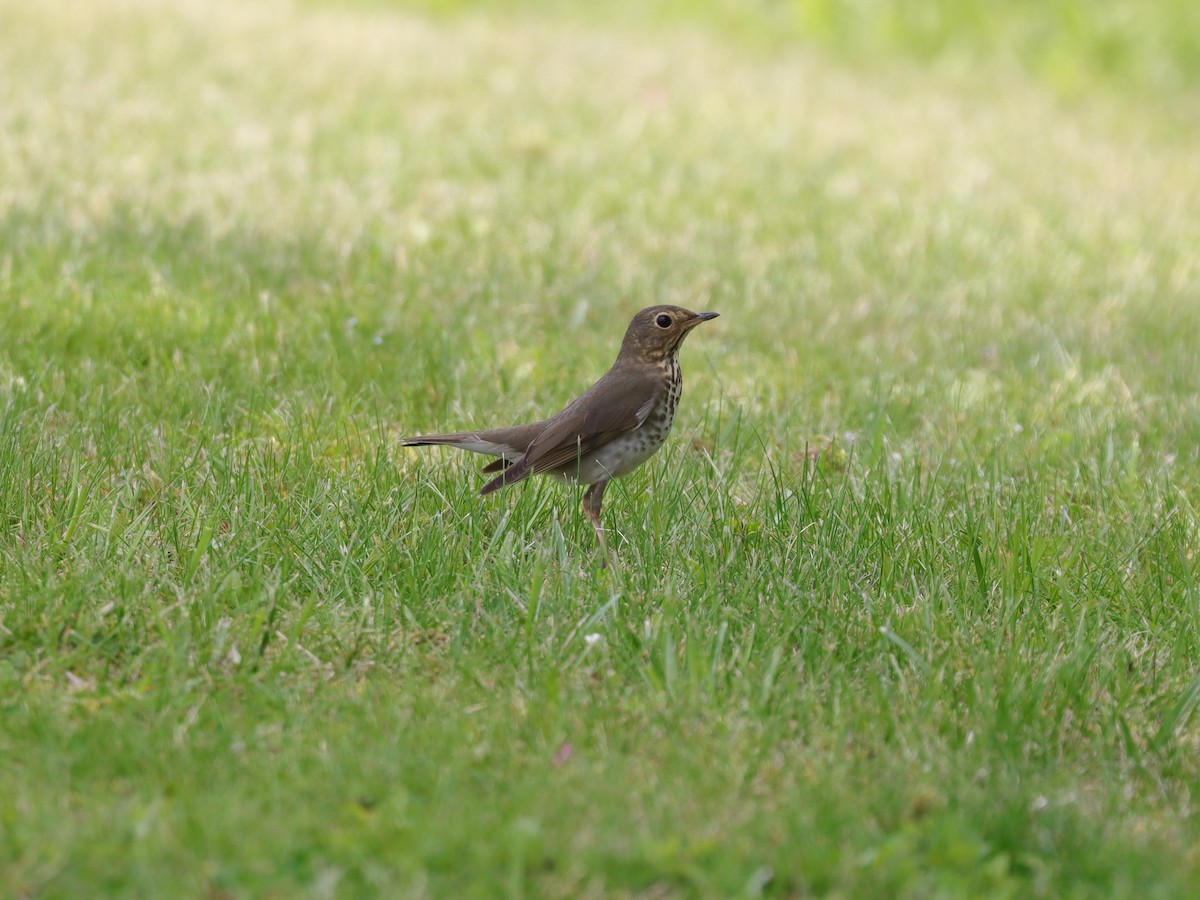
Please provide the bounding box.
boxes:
[582,481,614,567]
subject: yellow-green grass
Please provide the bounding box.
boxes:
[3,0,1200,895]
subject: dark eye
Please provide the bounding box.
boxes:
[655,314,672,328]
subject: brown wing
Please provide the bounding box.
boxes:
[479,371,662,495]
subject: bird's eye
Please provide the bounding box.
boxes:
[655,314,672,328]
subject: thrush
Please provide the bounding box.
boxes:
[401,305,719,560]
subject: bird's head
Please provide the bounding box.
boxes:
[618,305,719,363]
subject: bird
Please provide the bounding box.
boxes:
[401,305,719,561]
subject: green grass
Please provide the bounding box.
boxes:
[3,0,1200,895]
[326,0,1200,97]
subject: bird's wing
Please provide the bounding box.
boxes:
[480,372,662,495]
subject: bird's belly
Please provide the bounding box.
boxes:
[550,417,673,485]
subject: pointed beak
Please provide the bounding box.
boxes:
[693,312,719,322]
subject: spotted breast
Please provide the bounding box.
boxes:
[571,355,682,484]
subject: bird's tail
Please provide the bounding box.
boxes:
[401,430,529,485]
[402,423,547,492]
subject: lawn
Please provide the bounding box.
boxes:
[3,0,1200,895]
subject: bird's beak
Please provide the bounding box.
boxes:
[693,312,719,322]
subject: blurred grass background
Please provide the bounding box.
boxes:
[323,0,1200,97]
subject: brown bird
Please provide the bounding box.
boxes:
[401,305,719,560]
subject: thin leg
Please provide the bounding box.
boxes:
[582,481,614,567]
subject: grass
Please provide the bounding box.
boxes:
[3,0,1200,895]
[328,0,1200,97]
